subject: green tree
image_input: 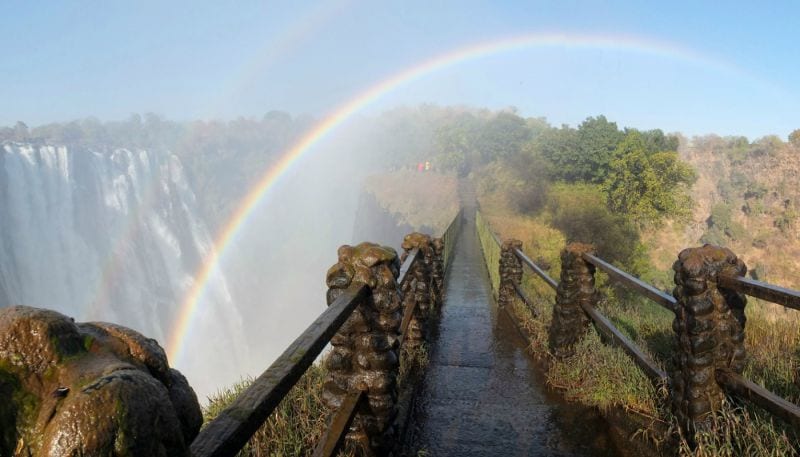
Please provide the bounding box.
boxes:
[502,142,551,213]
[789,129,800,147]
[547,183,644,270]
[536,115,624,183]
[476,111,531,162]
[603,132,696,227]
[575,115,625,183]
[534,125,580,181]
[636,128,680,153]
[433,112,480,175]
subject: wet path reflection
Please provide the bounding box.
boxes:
[405,207,618,456]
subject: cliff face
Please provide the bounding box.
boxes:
[352,191,435,251]
[648,136,800,290]
[352,171,459,250]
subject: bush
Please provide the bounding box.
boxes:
[546,183,645,271]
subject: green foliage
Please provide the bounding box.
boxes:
[501,144,551,214]
[702,203,745,243]
[536,115,624,183]
[546,183,646,271]
[789,129,800,147]
[433,111,481,175]
[603,132,696,228]
[637,128,680,154]
[574,116,626,183]
[476,110,532,161]
[203,365,339,457]
[774,209,798,233]
[531,125,580,181]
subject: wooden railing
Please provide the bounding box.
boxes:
[191,210,463,457]
[475,209,800,436]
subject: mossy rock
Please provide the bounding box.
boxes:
[0,306,202,456]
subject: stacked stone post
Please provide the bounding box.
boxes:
[549,243,596,358]
[431,237,445,306]
[671,245,748,437]
[399,233,437,348]
[322,242,403,455]
[498,239,523,308]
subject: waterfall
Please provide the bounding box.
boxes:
[0,143,248,399]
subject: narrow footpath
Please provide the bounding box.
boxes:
[404,190,617,456]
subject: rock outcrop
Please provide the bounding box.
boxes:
[0,306,201,456]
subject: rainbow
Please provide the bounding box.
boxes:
[165,32,739,363]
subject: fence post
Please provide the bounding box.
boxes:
[498,239,523,308]
[400,233,436,348]
[549,243,596,358]
[431,237,445,307]
[671,244,747,438]
[323,242,403,455]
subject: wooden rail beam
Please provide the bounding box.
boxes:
[511,281,540,318]
[397,248,419,287]
[716,370,800,428]
[718,274,800,311]
[312,390,366,457]
[513,248,558,290]
[190,284,369,457]
[580,302,668,385]
[398,298,418,347]
[582,253,676,313]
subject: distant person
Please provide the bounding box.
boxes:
[425,161,431,171]
[418,162,424,172]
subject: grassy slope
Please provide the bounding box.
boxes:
[476,178,799,456]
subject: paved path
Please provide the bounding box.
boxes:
[404,196,617,456]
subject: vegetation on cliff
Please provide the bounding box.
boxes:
[362,170,459,234]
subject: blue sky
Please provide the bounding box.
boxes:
[1,0,798,138]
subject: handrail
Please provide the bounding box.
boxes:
[312,390,366,457]
[191,284,369,457]
[511,281,540,318]
[513,248,558,290]
[441,208,463,270]
[718,274,800,311]
[397,248,421,348]
[477,212,665,386]
[192,209,463,456]
[582,253,676,313]
[397,248,420,287]
[716,370,800,429]
[580,302,667,384]
[476,208,800,432]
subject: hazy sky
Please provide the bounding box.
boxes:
[1,0,798,138]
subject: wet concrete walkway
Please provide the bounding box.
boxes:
[404,196,617,456]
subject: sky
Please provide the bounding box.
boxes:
[1,0,798,139]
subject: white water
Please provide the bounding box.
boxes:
[0,143,248,398]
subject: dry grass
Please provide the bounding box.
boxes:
[203,342,435,456]
[202,364,337,457]
[475,203,800,456]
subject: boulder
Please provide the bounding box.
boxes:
[0,306,201,456]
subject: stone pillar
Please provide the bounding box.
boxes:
[400,233,436,349]
[498,239,523,308]
[549,243,596,358]
[671,245,747,436]
[323,242,402,455]
[431,237,445,307]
